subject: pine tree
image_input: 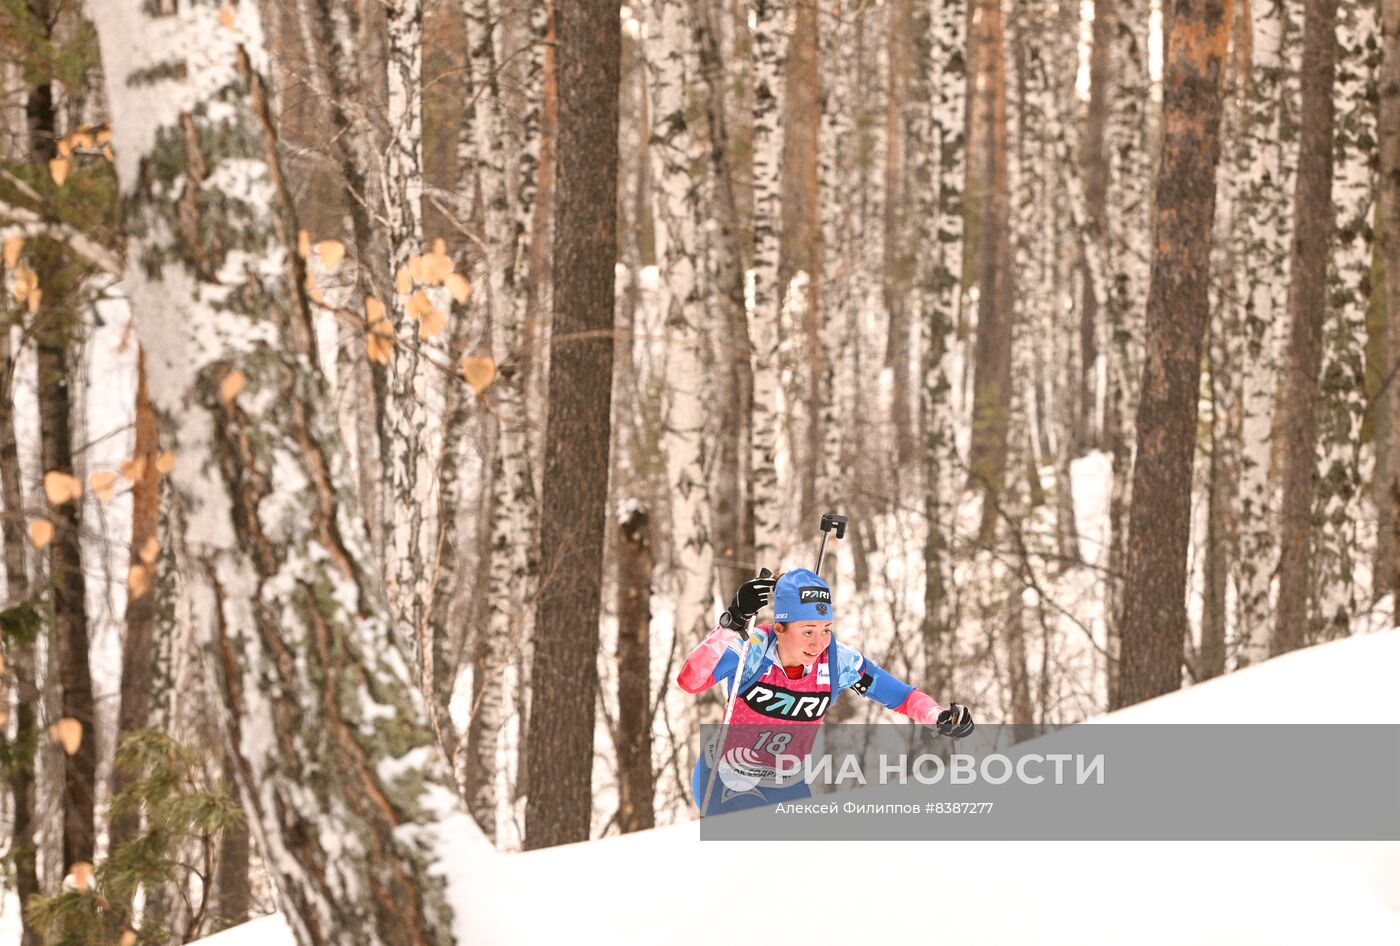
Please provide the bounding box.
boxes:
[1117,0,1235,708]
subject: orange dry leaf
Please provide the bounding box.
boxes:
[407,254,428,284]
[461,356,496,394]
[49,157,70,186]
[10,263,35,300]
[297,230,311,259]
[365,297,394,365]
[90,470,118,503]
[68,861,94,890]
[120,932,138,946]
[128,563,150,598]
[445,273,472,305]
[28,519,53,549]
[423,249,453,285]
[120,455,147,483]
[57,136,73,158]
[407,291,434,321]
[26,287,41,314]
[43,471,82,505]
[318,239,346,273]
[70,131,94,152]
[395,265,413,295]
[155,451,176,475]
[50,718,83,755]
[139,535,161,565]
[218,4,237,29]
[220,369,247,404]
[432,237,447,256]
[3,236,22,268]
[102,144,114,162]
[97,126,113,145]
[419,305,446,340]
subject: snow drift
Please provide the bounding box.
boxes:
[178,629,1400,945]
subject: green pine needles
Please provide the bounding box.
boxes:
[27,729,244,946]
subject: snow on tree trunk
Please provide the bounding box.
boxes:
[750,0,787,563]
[1312,0,1377,637]
[1233,0,1296,667]
[91,3,479,942]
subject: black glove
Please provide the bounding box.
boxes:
[936,703,974,738]
[719,567,775,631]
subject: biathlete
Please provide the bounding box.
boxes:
[677,566,974,816]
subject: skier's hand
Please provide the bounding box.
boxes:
[725,568,775,623]
[936,703,974,738]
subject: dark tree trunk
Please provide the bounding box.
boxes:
[26,59,97,871]
[968,0,1013,540]
[1274,0,1336,656]
[524,0,620,850]
[1115,0,1234,708]
[780,0,823,521]
[614,504,655,833]
[35,280,96,874]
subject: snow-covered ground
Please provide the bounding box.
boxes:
[180,629,1400,946]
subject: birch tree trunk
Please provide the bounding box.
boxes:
[1233,0,1295,667]
[749,0,786,563]
[0,320,40,946]
[1312,0,1376,637]
[649,0,717,649]
[91,4,480,941]
[1103,0,1151,704]
[917,0,967,693]
[462,0,544,843]
[1116,0,1234,708]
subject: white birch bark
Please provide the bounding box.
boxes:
[914,0,967,687]
[1313,0,1377,636]
[1103,0,1151,700]
[91,4,479,941]
[1233,0,1295,667]
[749,0,786,562]
[819,4,855,511]
[461,0,543,843]
[647,0,717,645]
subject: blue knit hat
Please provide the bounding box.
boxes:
[772,568,834,622]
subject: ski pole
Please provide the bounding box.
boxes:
[814,513,847,576]
[699,566,771,817]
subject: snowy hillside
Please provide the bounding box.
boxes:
[187,630,1400,946]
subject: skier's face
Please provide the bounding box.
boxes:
[776,621,832,666]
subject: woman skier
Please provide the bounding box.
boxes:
[678,567,974,815]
